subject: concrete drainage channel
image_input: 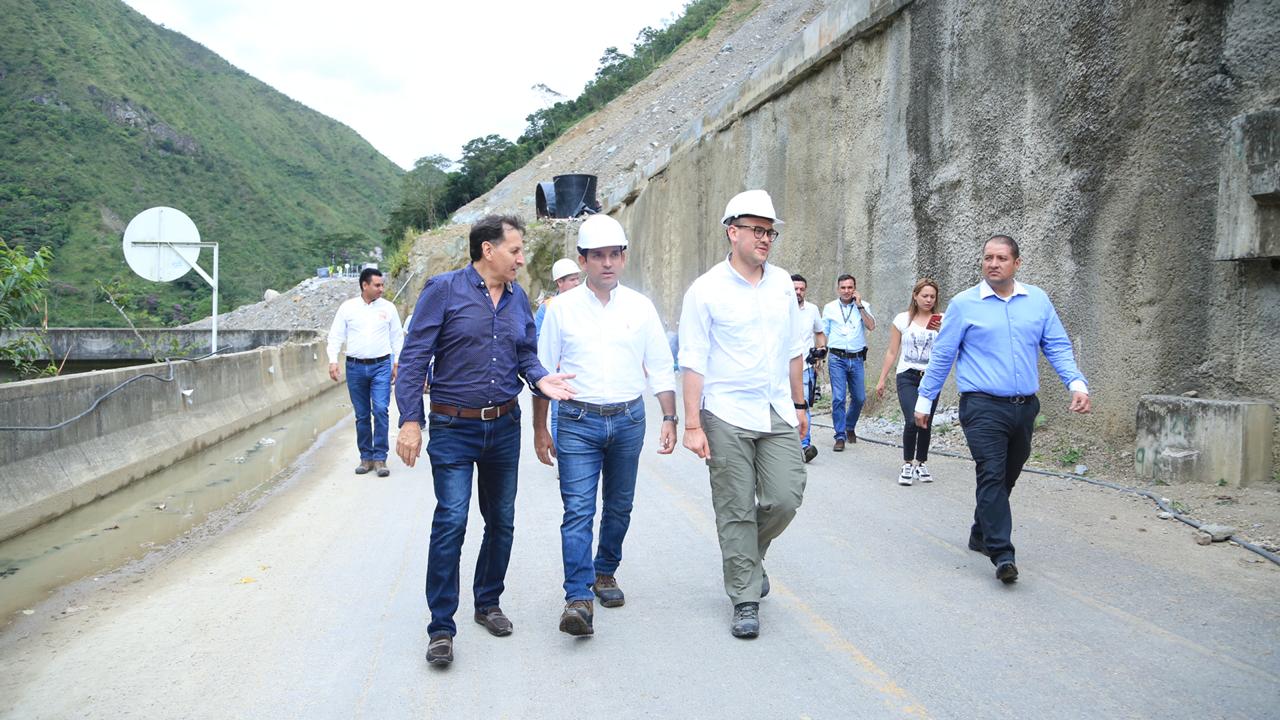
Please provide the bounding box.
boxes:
[0,383,351,621]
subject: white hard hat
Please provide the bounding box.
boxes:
[551,258,580,281]
[721,189,784,226]
[576,214,628,250]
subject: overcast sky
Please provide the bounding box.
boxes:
[122,0,690,170]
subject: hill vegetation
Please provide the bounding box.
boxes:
[0,0,402,326]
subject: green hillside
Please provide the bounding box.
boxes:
[0,0,403,326]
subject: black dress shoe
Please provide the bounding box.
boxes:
[474,607,513,636]
[761,572,770,599]
[426,634,453,666]
[996,561,1019,584]
[967,535,990,557]
[803,445,818,463]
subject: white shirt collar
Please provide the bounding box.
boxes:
[979,279,1028,301]
[722,253,769,286]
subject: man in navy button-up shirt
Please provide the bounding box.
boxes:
[915,235,1090,585]
[394,214,575,667]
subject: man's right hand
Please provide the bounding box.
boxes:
[397,422,423,467]
[534,427,556,466]
[913,411,930,429]
[328,362,340,382]
[683,426,709,459]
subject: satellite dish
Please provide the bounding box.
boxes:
[122,206,201,282]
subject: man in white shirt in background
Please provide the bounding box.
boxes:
[822,274,876,451]
[534,214,677,637]
[327,267,403,477]
[679,189,809,639]
[791,273,826,464]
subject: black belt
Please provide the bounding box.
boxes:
[562,397,642,416]
[963,391,1038,405]
[901,368,924,377]
[830,347,867,360]
[346,354,390,365]
[430,398,518,420]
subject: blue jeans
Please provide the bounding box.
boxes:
[829,352,865,441]
[801,366,815,448]
[424,406,522,637]
[555,399,646,602]
[345,358,391,461]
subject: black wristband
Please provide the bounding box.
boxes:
[662,415,678,423]
[794,402,808,410]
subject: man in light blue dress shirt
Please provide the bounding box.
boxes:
[914,235,1091,584]
[821,274,875,451]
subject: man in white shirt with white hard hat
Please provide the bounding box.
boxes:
[327,267,403,477]
[678,189,809,639]
[534,214,678,637]
[535,257,582,336]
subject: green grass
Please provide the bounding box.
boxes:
[0,0,401,326]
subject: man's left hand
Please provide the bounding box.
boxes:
[396,422,423,467]
[657,420,676,455]
[1069,391,1091,414]
[797,409,809,441]
[391,363,398,384]
[536,373,578,400]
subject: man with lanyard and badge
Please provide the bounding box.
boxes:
[533,214,678,637]
[822,274,875,451]
[395,214,576,667]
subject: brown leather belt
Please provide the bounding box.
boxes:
[430,398,518,420]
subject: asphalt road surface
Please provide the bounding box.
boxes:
[2,395,1277,719]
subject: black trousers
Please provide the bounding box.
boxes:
[896,369,938,462]
[959,392,1039,566]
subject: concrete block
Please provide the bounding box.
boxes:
[1215,110,1280,260]
[1134,395,1274,487]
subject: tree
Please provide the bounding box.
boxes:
[0,238,56,378]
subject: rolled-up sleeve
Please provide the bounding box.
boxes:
[677,283,710,375]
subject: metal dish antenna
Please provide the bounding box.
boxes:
[122,206,220,351]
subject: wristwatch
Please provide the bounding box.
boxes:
[662,415,678,423]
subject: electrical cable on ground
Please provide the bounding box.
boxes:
[811,417,1280,567]
[0,349,230,433]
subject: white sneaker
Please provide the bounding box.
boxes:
[917,463,932,482]
[898,463,914,486]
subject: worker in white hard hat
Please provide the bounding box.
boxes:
[677,189,808,639]
[534,213,678,637]
[534,257,583,336]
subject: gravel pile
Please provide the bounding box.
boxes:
[183,277,362,332]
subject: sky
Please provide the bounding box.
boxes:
[122,0,691,170]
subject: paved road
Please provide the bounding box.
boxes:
[2,395,1277,719]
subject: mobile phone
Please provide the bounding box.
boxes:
[929,314,942,326]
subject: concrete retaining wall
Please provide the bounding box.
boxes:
[602,0,1280,470]
[0,328,314,361]
[0,334,333,541]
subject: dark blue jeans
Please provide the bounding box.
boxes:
[555,399,646,602]
[345,357,391,461]
[958,393,1039,566]
[424,406,521,637]
[896,369,938,462]
[829,352,865,441]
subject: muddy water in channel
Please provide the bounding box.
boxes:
[0,385,351,620]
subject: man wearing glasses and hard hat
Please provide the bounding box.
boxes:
[678,190,809,639]
[533,214,678,637]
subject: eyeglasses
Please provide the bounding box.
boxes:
[731,224,780,241]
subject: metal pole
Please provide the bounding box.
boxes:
[211,244,219,353]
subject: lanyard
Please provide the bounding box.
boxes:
[840,302,857,325]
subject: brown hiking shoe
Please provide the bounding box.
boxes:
[373,460,390,477]
[833,438,846,452]
[559,599,594,636]
[592,574,625,608]
[354,461,374,474]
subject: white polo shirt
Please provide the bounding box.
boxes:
[326,296,403,363]
[537,282,676,404]
[678,257,806,432]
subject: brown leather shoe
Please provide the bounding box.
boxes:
[592,574,625,608]
[373,460,390,477]
[473,606,513,636]
[426,634,453,666]
[354,461,374,474]
[833,438,846,452]
[559,599,594,636]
